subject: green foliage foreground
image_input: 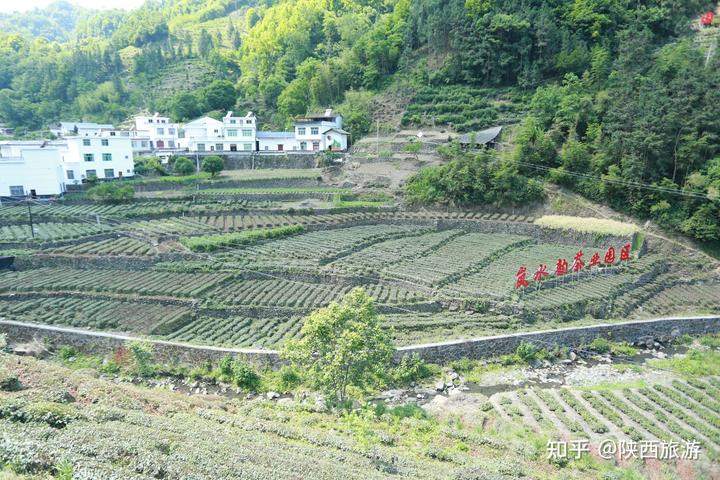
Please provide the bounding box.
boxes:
[282,288,394,402]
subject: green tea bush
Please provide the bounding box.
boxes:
[232,361,261,391]
[23,402,78,428]
[127,341,155,377]
[391,353,435,386]
[213,355,260,390]
[179,225,304,252]
[0,367,20,392]
[86,183,135,203]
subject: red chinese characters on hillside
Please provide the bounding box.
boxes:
[514,243,633,289]
[533,264,549,282]
[701,11,715,26]
[515,266,529,289]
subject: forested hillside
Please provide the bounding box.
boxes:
[0,0,718,241]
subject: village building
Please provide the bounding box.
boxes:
[49,121,114,138]
[0,141,65,196]
[130,113,182,152]
[62,133,135,184]
[454,126,503,150]
[0,131,135,197]
[293,109,349,151]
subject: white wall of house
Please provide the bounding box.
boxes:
[293,112,347,151]
[133,114,180,150]
[323,129,349,151]
[63,136,135,180]
[50,122,114,138]
[127,110,349,154]
[257,134,298,152]
[0,145,65,196]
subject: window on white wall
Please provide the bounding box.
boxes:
[311,127,319,135]
[82,139,91,146]
[101,139,109,146]
[104,169,114,178]
[227,129,237,137]
[67,170,75,180]
[242,129,252,137]
[84,153,94,162]
[297,127,306,135]
[102,153,112,161]
[86,169,97,178]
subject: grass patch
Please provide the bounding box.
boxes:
[699,333,720,349]
[179,225,304,252]
[535,215,640,236]
[649,349,720,376]
[586,337,638,356]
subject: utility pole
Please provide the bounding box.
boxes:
[376,119,380,160]
[26,196,34,239]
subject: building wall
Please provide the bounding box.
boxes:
[257,137,299,152]
[324,130,348,151]
[63,136,135,180]
[0,148,64,196]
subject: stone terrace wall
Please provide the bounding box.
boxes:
[222,153,317,170]
[2,316,718,368]
[0,319,280,367]
[396,316,720,363]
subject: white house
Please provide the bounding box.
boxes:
[293,109,349,151]
[49,122,114,138]
[181,112,257,153]
[257,131,298,152]
[132,113,181,150]
[126,109,349,154]
[62,134,135,183]
[0,142,65,196]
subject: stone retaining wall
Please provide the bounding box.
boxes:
[2,316,718,367]
[396,315,720,363]
[0,319,279,367]
[222,154,318,170]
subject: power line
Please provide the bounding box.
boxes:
[515,160,717,201]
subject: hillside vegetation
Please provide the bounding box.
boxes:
[0,0,717,242]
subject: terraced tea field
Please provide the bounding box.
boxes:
[0,191,715,350]
[494,377,720,455]
[0,296,191,333]
[0,268,229,298]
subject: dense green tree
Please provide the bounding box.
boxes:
[199,79,236,112]
[281,288,394,403]
[201,155,224,177]
[173,156,195,175]
[405,148,544,207]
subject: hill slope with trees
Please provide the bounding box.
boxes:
[0,0,717,242]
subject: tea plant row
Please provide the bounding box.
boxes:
[0,267,229,298]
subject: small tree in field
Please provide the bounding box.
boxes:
[404,140,422,161]
[281,288,394,403]
[201,155,224,177]
[174,156,195,175]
